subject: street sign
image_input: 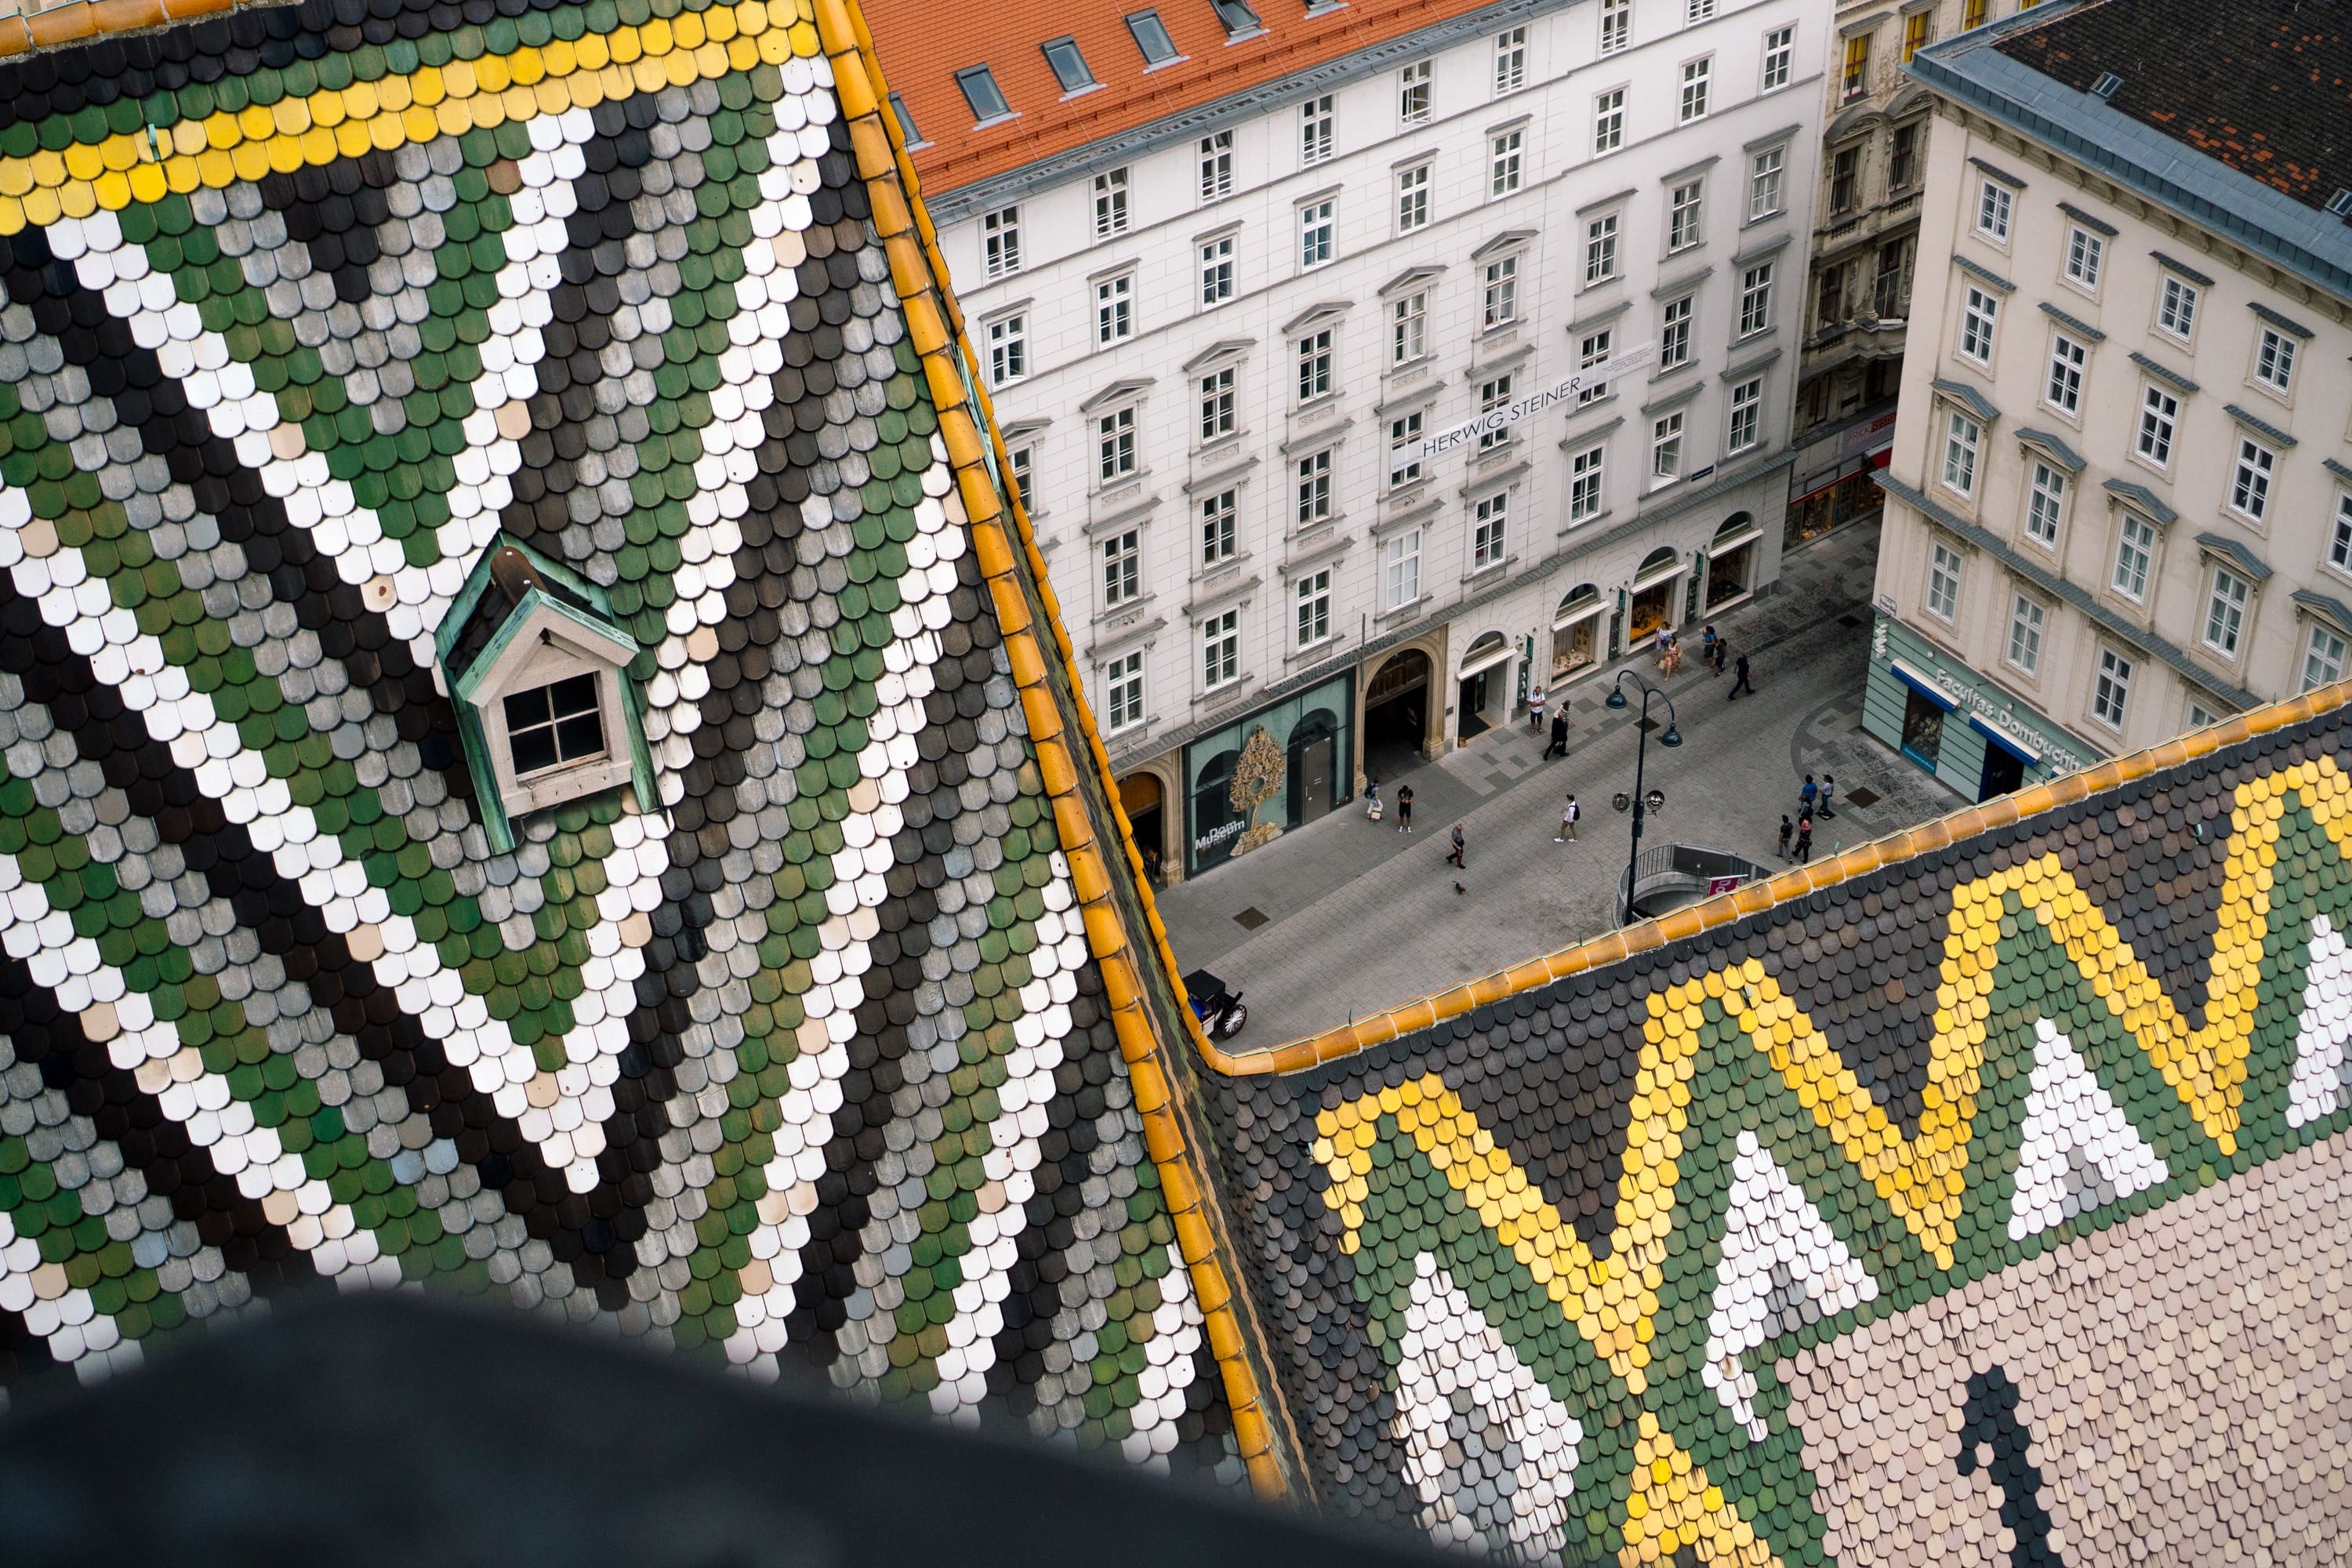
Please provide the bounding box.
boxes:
[1418,342,1659,459]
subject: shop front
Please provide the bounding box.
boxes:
[1861,617,2098,802]
[1627,547,1686,650]
[1455,632,1512,739]
[1549,585,1605,686]
[1183,671,1356,876]
[1703,514,1762,614]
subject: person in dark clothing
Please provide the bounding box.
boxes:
[1819,774,1837,818]
[1544,710,1570,759]
[1727,652,1755,699]
[1794,812,1813,863]
[1712,636,1729,675]
[1396,783,1414,833]
[1446,823,1466,869]
[1800,774,1819,814]
[1777,815,1793,861]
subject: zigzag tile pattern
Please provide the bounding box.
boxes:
[0,0,1240,1480]
[1207,725,2352,1563]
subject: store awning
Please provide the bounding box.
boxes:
[1889,660,1955,710]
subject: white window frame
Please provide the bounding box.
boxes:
[2229,435,2275,524]
[1748,146,1784,220]
[985,312,1027,388]
[982,205,1022,278]
[1388,412,1425,486]
[1593,87,1626,155]
[1300,94,1334,166]
[1940,408,1982,498]
[1472,492,1509,570]
[2304,623,2349,691]
[1298,198,1335,270]
[1104,650,1145,733]
[1483,255,1521,328]
[1296,328,1334,403]
[1493,26,1527,93]
[1958,285,1999,365]
[1577,328,1613,405]
[1975,180,2013,242]
[2156,274,2198,343]
[1295,449,1334,528]
[2024,460,2067,549]
[1199,131,1234,201]
[1093,169,1129,238]
[2135,383,2179,469]
[2202,564,2251,657]
[1199,234,1236,308]
[1570,444,1606,520]
[1600,0,1631,54]
[1584,214,1619,284]
[2005,592,2045,676]
[1477,372,1514,452]
[2332,490,2352,576]
[1925,540,1963,621]
[1659,295,1693,369]
[1650,411,1684,485]
[1095,273,1134,347]
[1199,365,1237,443]
[1392,291,1427,365]
[2091,647,2132,730]
[1668,180,1704,252]
[2045,332,2086,416]
[1102,528,1141,607]
[2254,327,2299,397]
[1384,528,1422,608]
[1200,488,1238,565]
[1399,59,1432,125]
[1200,609,1241,691]
[1726,376,1762,452]
[1737,260,1774,336]
[1762,25,1794,91]
[1295,568,1334,648]
[1490,129,1524,198]
[1396,161,1432,233]
[2063,226,2104,292]
[1097,406,1138,485]
[1679,56,1713,122]
[2111,514,2156,602]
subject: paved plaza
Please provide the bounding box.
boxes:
[1153,521,1967,1048]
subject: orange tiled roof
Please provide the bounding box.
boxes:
[860,0,1508,196]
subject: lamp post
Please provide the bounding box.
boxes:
[1605,670,1681,924]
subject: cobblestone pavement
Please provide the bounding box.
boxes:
[1154,520,1969,1048]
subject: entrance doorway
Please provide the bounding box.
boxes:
[1899,688,1946,771]
[1628,547,1683,649]
[1363,648,1432,782]
[1119,772,1165,882]
[1456,633,1510,739]
[1287,711,1340,827]
[1977,740,2026,800]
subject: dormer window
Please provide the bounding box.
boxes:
[437,539,657,851]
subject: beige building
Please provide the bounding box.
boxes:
[1864,0,2352,801]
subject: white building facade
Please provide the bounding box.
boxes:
[1869,5,2352,801]
[922,0,1826,880]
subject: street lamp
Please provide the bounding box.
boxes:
[1604,670,1681,924]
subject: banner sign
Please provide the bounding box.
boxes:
[1417,342,1658,459]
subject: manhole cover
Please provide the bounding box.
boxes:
[1845,786,1881,808]
[1233,907,1270,930]
[1838,614,1864,628]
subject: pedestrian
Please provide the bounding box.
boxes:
[1819,774,1837,819]
[1728,651,1755,699]
[1446,823,1466,869]
[1529,685,1547,733]
[1661,633,1683,679]
[1713,637,1729,675]
[1795,811,1813,864]
[1700,625,1719,673]
[1396,783,1414,833]
[1544,710,1570,760]
[1800,774,1819,815]
[1365,777,1383,822]
[1557,794,1581,843]
[1777,815,1793,861]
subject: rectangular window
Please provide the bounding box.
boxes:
[1593,88,1625,154]
[1817,263,1846,328]
[1472,493,1508,569]
[1209,0,1258,36]
[890,92,924,147]
[1842,35,1869,100]
[2006,593,2045,674]
[1200,609,1240,689]
[2204,566,2251,655]
[2024,461,2066,546]
[1105,650,1145,732]
[982,205,1021,278]
[1762,25,1793,90]
[1301,94,1334,165]
[1102,528,1140,606]
[1941,408,1981,496]
[1042,36,1096,93]
[1668,180,1704,251]
[1098,408,1137,484]
[1297,329,1333,402]
[1397,162,1432,233]
[1584,215,1619,283]
[1679,56,1712,122]
[1478,374,1514,452]
[1392,292,1427,365]
[1127,9,1181,67]
[1651,412,1684,481]
[1889,122,1918,191]
[1926,541,1962,621]
[2092,648,2132,729]
[1095,274,1134,346]
[1659,296,1693,369]
[1399,60,1432,125]
[1296,451,1333,528]
[1295,568,1332,648]
[2333,492,2352,572]
[1384,528,1421,608]
[1200,488,1237,564]
[1727,376,1762,452]
[2157,275,2198,340]
[1494,27,1526,93]
[1963,0,1986,27]
[2230,436,2275,522]
[1902,11,1932,62]
[2306,625,2348,691]
[2255,328,2299,394]
[2112,515,2155,601]
[1578,328,1613,405]
[986,314,1026,387]
[1600,0,1631,54]
[1199,132,1233,201]
[1007,445,1034,504]
[1490,130,1524,198]
[1976,180,2013,241]
[1483,256,1520,327]
[1199,366,1236,441]
[1958,285,1999,364]
[1748,147,1784,219]
[957,65,1011,123]
[1874,239,1911,317]
[1738,261,1774,336]
[1389,412,1425,485]
[2045,332,2086,414]
[2136,384,2179,466]
[1686,0,1715,20]
[1199,235,1235,307]
[1570,445,1606,520]
[1298,199,1334,270]
[1093,169,1129,237]
[1829,147,1859,213]
[2064,227,2104,289]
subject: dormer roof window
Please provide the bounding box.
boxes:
[437,538,657,851]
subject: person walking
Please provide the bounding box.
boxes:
[1712,637,1729,676]
[1365,777,1382,822]
[1557,794,1581,843]
[1727,651,1755,699]
[1777,815,1793,862]
[1818,774,1837,819]
[1446,823,1467,869]
[1544,709,1570,760]
[1799,774,1819,815]
[1396,782,1414,833]
[1700,626,1718,670]
[1528,686,1548,733]
[1794,811,1813,864]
